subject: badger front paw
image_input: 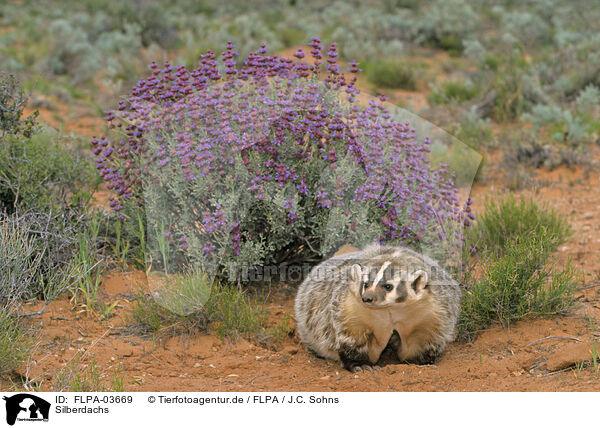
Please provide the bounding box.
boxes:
[339,347,380,373]
[349,363,381,373]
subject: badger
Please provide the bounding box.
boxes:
[294,244,461,372]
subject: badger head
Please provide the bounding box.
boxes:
[350,261,429,308]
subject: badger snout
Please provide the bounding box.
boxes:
[362,288,377,304]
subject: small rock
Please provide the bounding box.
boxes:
[545,343,599,371]
[583,213,594,220]
[193,363,201,368]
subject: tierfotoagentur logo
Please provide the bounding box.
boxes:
[3,394,50,426]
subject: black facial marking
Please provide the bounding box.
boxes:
[395,282,408,303]
[375,285,387,302]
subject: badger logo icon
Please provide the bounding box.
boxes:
[3,394,50,425]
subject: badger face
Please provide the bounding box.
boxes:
[351,262,429,308]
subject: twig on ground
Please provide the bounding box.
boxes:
[79,328,112,362]
[295,376,322,386]
[303,238,321,255]
[246,375,259,384]
[527,336,583,346]
[17,301,50,318]
[541,366,577,377]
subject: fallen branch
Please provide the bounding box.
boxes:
[295,376,322,386]
[576,283,600,291]
[541,366,574,377]
[527,336,583,346]
[17,301,50,318]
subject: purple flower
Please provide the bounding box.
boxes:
[95,39,472,270]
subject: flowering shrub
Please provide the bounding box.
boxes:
[94,39,471,280]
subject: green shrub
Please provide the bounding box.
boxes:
[276,27,306,48]
[459,196,577,339]
[129,272,286,345]
[429,81,479,105]
[0,131,97,214]
[458,235,578,338]
[482,54,500,71]
[207,282,269,341]
[467,195,571,256]
[0,214,44,307]
[575,85,600,114]
[417,0,477,56]
[455,109,492,149]
[150,270,213,317]
[70,215,105,314]
[0,73,37,138]
[0,75,97,214]
[0,212,84,303]
[54,357,124,392]
[0,75,99,304]
[0,311,30,376]
[522,103,591,147]
[96,205,147,270]
[436,33,464,56]
[365,59,417,90]
[490,54,529,122]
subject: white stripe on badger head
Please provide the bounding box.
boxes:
[372,261,392,288]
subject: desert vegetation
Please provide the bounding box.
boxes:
[0,0,599,391]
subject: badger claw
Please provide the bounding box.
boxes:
[351,364,379,374]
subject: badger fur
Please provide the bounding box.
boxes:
[294,244,461,372]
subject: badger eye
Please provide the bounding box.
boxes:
[382,283,393,292]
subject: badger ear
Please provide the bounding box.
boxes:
[410,270,428,296]
[350,264,362,283]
